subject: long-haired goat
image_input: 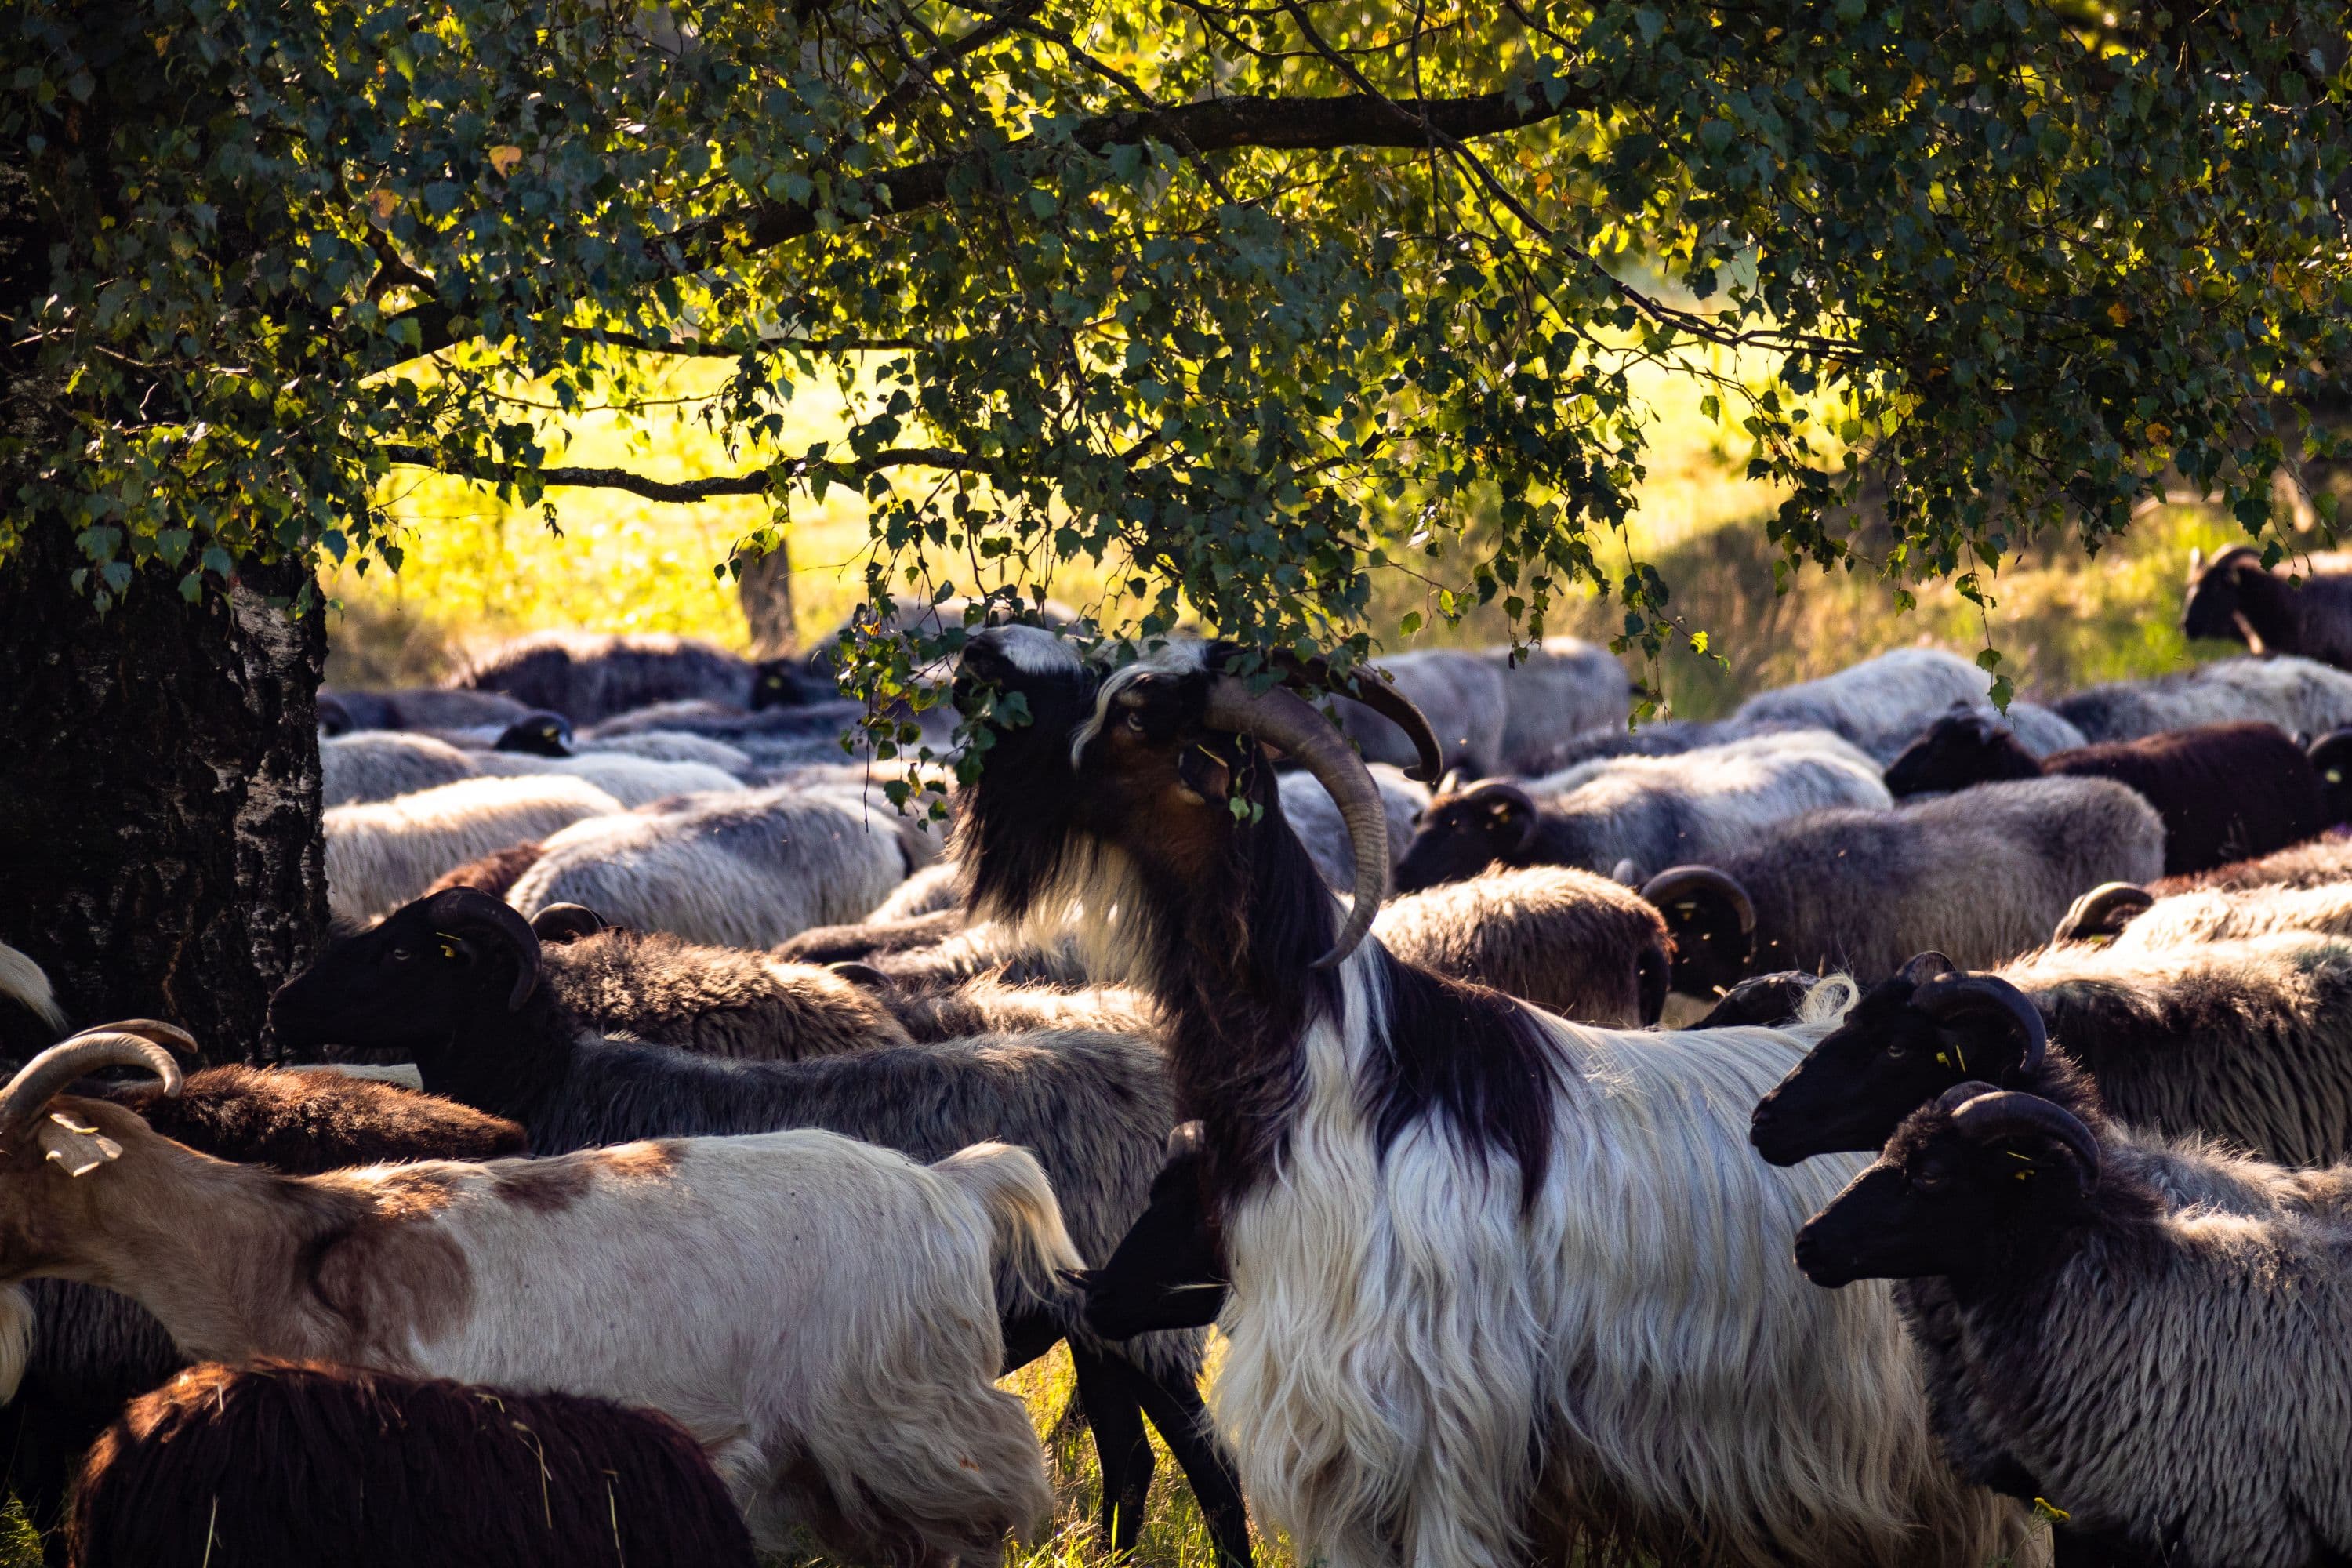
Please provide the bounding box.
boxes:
[269,890,1254,1568]
[946,626,2031,1568]
[1798,1086,2352,1568]
[0,1027,1065,1564]
[70,1359,757,1568]
[1882,715,2328,874]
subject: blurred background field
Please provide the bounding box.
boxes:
[328,354,2337,716]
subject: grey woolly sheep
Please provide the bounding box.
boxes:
[2053,653,2352,742]
[1394,728,1889,892]
[1731,648,2085,763]
[1482,637,1633,772]
[1372,864,1672,1025]
[505,784,909,947]
[868,861,965,920]
[326,775,623,921]
[1334,649,1507,775]
[1798,1085,2352,1568]
[1642,776,2165,997]
[321,731,485,806]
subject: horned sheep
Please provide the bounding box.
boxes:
[71,1359,758,1568]
[1798,1085,2352,1568]
[0,1025,1069,1564]
[949,625,2031,1568]
[270,890,1254,1568]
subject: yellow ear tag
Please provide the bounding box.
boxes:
[440,943,459,960]
[1935,1051,1952,1069]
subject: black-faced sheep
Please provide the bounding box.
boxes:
[1639,775,2165,997]
[1751,934,2352,1169]
[503,785,912,948]
[1371,864,1672,1025]
[450,630,756,724]
[2052,652,2352,742]
[2181,543,2352,667]
[71,1359,759,1568]
[947,626,2030,1568]
[0,1027,1068,1565]
[1798,1086,2352,1568]
[1882,716,2328,874]
[1392,728,1889,892]
[2055,878,2352,953]
[268,890,1253,1568]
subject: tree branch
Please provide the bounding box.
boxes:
[384,444,988,503]
[387,88,1589,359]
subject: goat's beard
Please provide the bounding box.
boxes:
[978,839,1160,988]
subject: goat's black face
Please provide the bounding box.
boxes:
[1750,975,2032,1164]
[1392,782,1535,892]
[269,894,537,1056]
[1882,712,2035,797]
[1795,1112,2096,1287]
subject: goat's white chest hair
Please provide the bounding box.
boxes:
[1207,955,2033,1568]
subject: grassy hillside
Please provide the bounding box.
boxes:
[328,355,2307,713]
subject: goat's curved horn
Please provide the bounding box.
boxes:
[1,1028,184,1131]
[1203,675,1386,968]
[1913,974,2049,1076]
[1947,1090,2101,1185]
[2053,883,2153,945]
[1271,653,1443,783]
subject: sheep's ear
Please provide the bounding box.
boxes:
[35,1112,123,1178]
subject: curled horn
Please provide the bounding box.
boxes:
[1203,674,1387,968]
[1897,951,1958,988]
[420,887,543,1011]
[0,1027,184,1132]
[528,903,608,945]
[1931,1080,2005,1115]
[2053,883,2154,945]
[1272,652,1444,783]
[1912,974,2049,1078]
[1638,866,1757,935]
[1947,1090,2101,1185]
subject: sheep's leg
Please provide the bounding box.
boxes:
[1123,1357,1254,1568]
[1069,1344,1155,1553]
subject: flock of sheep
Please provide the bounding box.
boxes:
[7,543,2352,1568]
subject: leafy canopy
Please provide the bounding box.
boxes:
[8,0,2349,727]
